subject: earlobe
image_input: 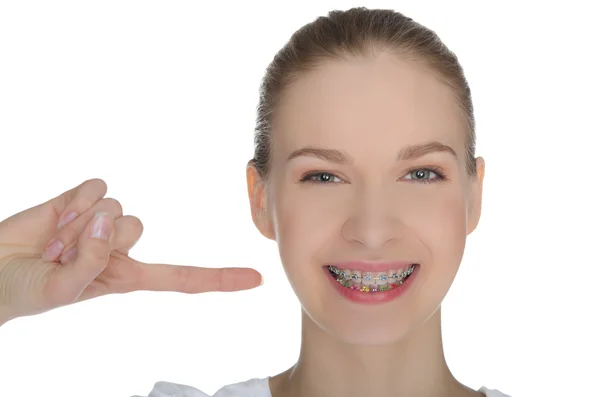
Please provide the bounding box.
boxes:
[467,157,485,235]
[246,162,276,240]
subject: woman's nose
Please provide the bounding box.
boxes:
[341,190,404,250]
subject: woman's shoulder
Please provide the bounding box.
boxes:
[132,377,271,397]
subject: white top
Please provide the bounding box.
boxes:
[135,378,511,397]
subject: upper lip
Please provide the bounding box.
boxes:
[324,260,417,272]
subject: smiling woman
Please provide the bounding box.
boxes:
[235,6,499,397]
[0,5,514,397]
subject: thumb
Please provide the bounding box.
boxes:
[49,212,115,304]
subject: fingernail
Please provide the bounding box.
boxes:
[259,274,264,286]
[90,212,112,240]
[42,238,65,261]
[58,211,78,230]
[61,246,77,264]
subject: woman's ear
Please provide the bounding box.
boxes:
[246,161,276,240]
[467,157,485,235]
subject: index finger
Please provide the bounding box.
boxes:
[50,179,108,229]
[136,263,263,293]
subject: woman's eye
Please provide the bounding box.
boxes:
[301,168,445,184]
[403,168,442,182]
[301,172,342,184]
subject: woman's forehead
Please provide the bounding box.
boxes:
[273,55,467,156]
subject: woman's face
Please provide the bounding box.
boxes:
[248,52,484,345]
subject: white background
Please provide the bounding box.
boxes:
[1,1,598,396]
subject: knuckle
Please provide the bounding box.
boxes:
[87,178,108,196]
[129,216,144,234]
[100,197,123,215]
[70,179,108,215]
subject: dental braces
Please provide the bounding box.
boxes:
[328,265,414,282]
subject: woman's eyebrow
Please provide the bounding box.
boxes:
[286,141,457,165]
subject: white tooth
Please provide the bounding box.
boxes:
[387,269,397,281]
[375,272,388,285]
[362,273,375,285]
[350,270,361,283]
[387,269,396,281]
[342,269,353,281]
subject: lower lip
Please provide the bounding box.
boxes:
[323,265,420,305]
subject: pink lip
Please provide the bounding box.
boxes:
[324,260,417,272]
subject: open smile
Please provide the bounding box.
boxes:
[323,263,420,304]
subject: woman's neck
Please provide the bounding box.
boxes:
[270,308,483,397]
